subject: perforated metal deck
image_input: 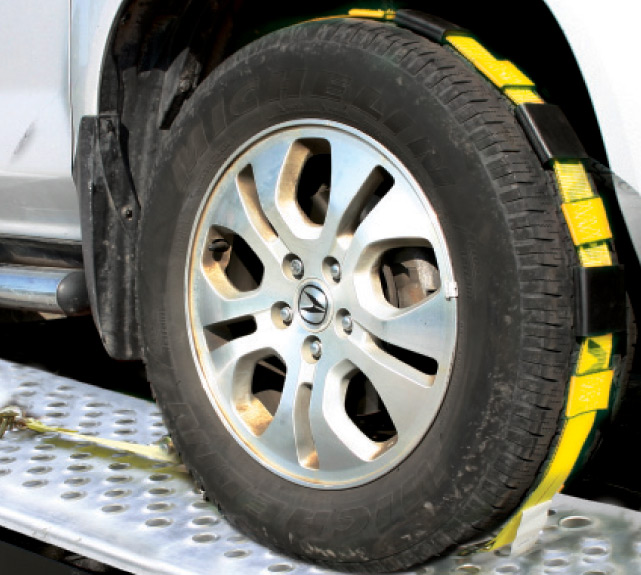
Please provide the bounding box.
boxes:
[1,358,640,575]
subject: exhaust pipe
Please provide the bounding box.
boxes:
[0,265,89,316]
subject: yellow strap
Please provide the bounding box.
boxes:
[338,13,620,556]
[566,371,614,418]
[307,11,618,555]
[483,336,614,552]
[305,9,395,25]
[446,34,535,90]
[553,160,613,264]
[503,87,544,105]
[23,418,179,464]
[439,26,618,555]
[487,412,596,550]
[561,197,613,245]
[347,8,395,20]
[553,160,595,202]
[577,243,612,267]
[576,334,613,375]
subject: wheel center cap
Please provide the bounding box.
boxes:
[298,282,330,328]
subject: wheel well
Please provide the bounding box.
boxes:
[93,0,609,359]
[100,0,607,172]
[397,1,607,164]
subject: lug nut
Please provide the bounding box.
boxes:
[329,262,341,282]
[290,258,304,279]
[310,340,322,360]
[280,306,293,325]
[341,314,353,334]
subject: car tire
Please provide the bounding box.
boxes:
[138,18,577,571]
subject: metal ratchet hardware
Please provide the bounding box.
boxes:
[0,406,23,439]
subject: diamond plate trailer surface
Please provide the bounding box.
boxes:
[0,358,640,575]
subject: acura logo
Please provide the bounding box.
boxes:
[298,285,328,326]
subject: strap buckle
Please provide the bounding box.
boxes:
[0,406,23,439]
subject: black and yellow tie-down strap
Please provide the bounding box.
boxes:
[440,19,622,554]
[329,7,627,555]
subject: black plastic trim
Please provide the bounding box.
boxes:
[0,236,83,268]
[0,539,94,575]
[574,265,627,336]
[394,9,467,44]
[73,115,142,360]
[516,103,589,164]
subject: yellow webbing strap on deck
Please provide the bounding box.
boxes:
[4,414,179,464]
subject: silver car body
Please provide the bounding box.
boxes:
[1,0,640,257]
[0,0,78,240]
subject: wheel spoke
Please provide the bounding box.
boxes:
[342,328,434,439]
[250,137,318,249]
[192,275,276,328]
[352,289,454,364]
[342,180,441,268]
[207,176,289,269]
[209,317,276,377]
[308,361,381,469]
[258,357,317,468]
[208,315,279,400]
[318,134,384,252]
